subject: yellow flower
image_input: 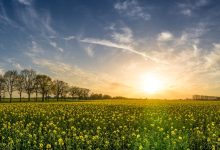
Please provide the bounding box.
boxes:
[207,137,211,142]
[171,131,175,135]
[58,138,64,146]
[139,144,143,150]
[46,144,51,149]
[39,143,43,149]
[178,136,182,140]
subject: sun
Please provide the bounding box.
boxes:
[140,74,164,94]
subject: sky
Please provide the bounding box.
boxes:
[0,0,220,99]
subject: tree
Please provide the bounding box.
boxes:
[33,76,41,101]
[52,80,68,101]
[81,88,90,99]
[0,75,5,102]
[15,74,25,102]
[21,69,36,101]
[36,75,52,101]
[4,70,18,102]
[69,86,79,99]
[103,94,112,99]
[60,82,69,100]
[74,88,90,99]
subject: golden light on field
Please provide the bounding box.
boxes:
[140,73,164,94]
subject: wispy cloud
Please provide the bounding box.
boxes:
[178,0,210,16]
[63,36,75,41]
[0,2,21,29]
[15,2,56,36]
[205,43,220,69]
[5,58,24,71]
[80,37,162,63]
[111,27,133,44]
[114,0,151,21]
[84,46,95,57]
[49,41,64,52]
[17,0,33,6]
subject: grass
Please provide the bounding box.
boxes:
[0,100,219,149]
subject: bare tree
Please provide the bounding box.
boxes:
[15,74,25,102]
[21,69,36,101]
[52,80,68,101]
[34,77,41,101]
[69,86,79,99]
[4,70,18,102]
[61,84,69,100]
[81,88,90,99]
[36,75,52,101]
[0,75,5,102]
[73,87,90,99]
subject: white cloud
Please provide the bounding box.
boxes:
[64,36,75,41]
[112,27,133,44]
[17,0,33,5]
[14,63,23,70]
[181,9,192,16]
[49,41,57,47]
[114,0,151,21]
[205,43,220,69]
[157,31,173,42]
[0,67,4,75]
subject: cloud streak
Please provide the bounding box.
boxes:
[49,41,64,52]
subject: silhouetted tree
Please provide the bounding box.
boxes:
[33,76,41,101]
[60,83,69,100]
[4,70,18,102]
[21,69,36,101]
[69,86,79,99]
[52,80,68,101]
[15,74,25,102]
[75,88,90,99]
[81,88,90,99]
[0,75,5,102]
[103,94,112,99]
[36,74,52,101]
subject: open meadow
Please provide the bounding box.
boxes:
[0,100,219,149]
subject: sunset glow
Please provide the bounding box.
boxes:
[0,0,220,99]
[140,74,164,94]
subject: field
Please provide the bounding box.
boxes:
[0,100,220,150]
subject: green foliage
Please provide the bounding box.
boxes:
[0,100,219,149]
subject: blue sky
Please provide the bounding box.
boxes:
[0,0,220,98]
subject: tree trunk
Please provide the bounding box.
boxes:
[42,93,44,102]
[28,93,31,102]
[36,92,38,102]
[19,93,22,102]
[10,93,12,103]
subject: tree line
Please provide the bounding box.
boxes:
[0,69,114,102]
